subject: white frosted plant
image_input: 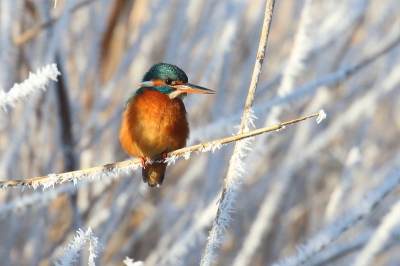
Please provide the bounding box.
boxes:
[54,227,104,266]
[0,64,60,112]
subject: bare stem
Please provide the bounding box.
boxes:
[239,0,275,131]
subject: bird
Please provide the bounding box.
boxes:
[119,63,215,187]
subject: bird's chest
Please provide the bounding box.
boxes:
[124,90,189,156]
[132,90,187,133]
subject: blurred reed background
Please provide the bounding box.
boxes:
[1,0,400,265]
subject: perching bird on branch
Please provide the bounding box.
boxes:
[120,63,215,187]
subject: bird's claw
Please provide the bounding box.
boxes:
[162,150,168,160]
[140,156,146,167]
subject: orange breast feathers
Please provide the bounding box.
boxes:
[119,89,189,159]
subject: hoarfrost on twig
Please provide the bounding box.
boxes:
[0,64,60,112]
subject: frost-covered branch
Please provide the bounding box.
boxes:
[54,227,104,266]
[0,64,60,112]
[200,1,276,264]
[0,111,324,190]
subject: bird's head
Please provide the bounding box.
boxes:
[137,63,215,99]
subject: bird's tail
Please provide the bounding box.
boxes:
[142,162,167,187]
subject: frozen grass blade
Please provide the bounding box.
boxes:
[0,64,60,112]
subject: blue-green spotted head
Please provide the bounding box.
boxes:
[137,63,215,99]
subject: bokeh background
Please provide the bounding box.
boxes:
[1,0,400,265]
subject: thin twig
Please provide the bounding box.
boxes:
[0,111,320,190]
[239,1,275,118]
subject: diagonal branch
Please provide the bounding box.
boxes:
[0,111,323,190]
[200,1,276,264]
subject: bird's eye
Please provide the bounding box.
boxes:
[165,78,172,85]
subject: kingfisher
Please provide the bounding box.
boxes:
[119,63,215,187]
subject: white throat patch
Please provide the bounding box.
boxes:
[168,91,187,100]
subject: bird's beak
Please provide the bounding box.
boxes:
[172,83,215,94]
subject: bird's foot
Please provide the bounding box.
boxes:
[140,156,146,167]
[162,150,168,161]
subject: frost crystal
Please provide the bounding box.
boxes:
[201,141,223,153]
[165,155,178,166]
[183,151,191,160]
[42,173,59,190]
[31,182,40,190]
[316,109,327,124]
[123,257,144,266]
